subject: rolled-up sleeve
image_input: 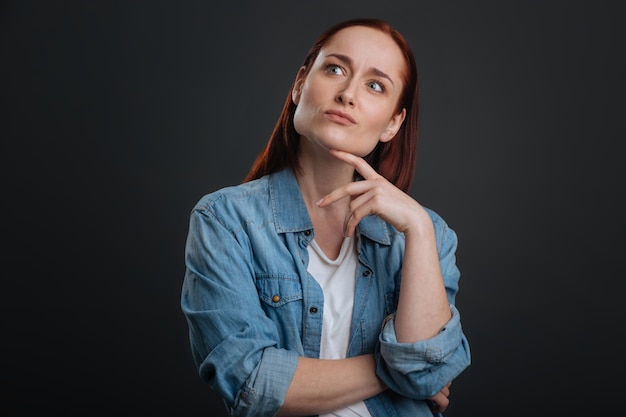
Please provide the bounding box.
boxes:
[376,306,471,399]
[233,347,299,415]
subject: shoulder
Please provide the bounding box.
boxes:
[423,206,448,229]
[422,206,458,251]
[192,176,271,217]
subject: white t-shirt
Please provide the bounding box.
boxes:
[307,237,372,417]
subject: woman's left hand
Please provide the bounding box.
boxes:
[316,149,427,237]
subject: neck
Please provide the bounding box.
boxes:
[295,140,357,256]
[296,141,356,205]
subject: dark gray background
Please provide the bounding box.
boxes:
[2,1,623,415]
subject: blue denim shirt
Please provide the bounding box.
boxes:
[181,167,471,417]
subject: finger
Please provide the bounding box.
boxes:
[428,392,450,413]
[316,180,372,207]
[328,149,380,180]
[342,192,378,236]
[428,401,443,415]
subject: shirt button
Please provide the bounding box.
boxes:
[362,270,371,277]
[309,307,318,314]
[304,230,312,236]
[272,294,280,303]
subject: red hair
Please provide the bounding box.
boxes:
[244,18,419,193]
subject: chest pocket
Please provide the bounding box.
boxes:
[255,274,304,349]
[256,274,303,307]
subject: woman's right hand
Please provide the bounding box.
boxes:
[428,381,452,414]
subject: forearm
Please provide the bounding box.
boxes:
[395,213,451,343]
[277,354,386,416]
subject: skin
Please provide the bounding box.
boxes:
[277,25,453,416]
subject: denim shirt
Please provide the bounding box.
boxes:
[181,167,471,417]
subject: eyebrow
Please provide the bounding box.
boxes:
[327,53,395,86]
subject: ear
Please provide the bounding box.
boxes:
[380,108,406,143]
[291,66,307,105]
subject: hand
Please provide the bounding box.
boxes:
[428,381,452,414]
[316,149,426,237]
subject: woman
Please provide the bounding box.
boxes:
[181,18,471,416]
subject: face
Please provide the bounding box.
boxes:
[292,25,407,158]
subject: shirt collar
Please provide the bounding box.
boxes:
[269,168,391,245]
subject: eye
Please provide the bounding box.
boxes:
[367,80,384,93]
[326,64,344,76]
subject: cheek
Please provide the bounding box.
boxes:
[293,90,318,128]
[292,106,304,133]
[363,105,393,132]
[292,98,313,135]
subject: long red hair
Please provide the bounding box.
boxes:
[244,18,419,193]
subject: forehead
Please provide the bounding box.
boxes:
[319,25,406,79]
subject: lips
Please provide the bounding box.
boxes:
[325,109,356,125]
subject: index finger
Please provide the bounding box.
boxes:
[329,149,380,180]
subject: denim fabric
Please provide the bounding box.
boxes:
[181,167,471,417]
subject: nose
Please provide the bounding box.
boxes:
[336,82,356,106]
